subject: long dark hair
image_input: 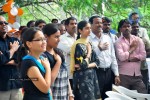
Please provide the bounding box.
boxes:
[77,20,89,40]
[17,27,41,65]
[42,23,65,62]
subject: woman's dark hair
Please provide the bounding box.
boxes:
[42,23,59,36]
[17,27,41,65]
[77,20,89,40]
[42,23,65,62]
[22,27,41,50]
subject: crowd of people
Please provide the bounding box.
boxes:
[0,12,150,100]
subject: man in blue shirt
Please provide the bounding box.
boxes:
[0,16,22,100]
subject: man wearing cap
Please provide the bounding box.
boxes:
[0,16,22,100]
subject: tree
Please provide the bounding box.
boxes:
[0,0,149,35]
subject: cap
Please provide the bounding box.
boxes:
[8,29,19,33]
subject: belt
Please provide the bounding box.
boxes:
[98,67,110,71]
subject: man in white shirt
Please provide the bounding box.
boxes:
[57,17,77,88]
[102,17,118,43]
[89,15,120,100]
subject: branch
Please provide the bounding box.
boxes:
[25,6,38,19]
[38,4,59,19]
[32,4,51,21]
[0,0,55,15]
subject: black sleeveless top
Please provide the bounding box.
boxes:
[21,59,49,100]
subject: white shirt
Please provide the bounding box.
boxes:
[57,32,76,79]
[89,32,119,76]
[138,27,149,41]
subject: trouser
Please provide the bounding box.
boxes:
[96,68,112,100]
[120,74,147,93]
[141,69,149,89]
[0,88,22,100]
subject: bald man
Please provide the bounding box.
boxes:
[0,16,22,100]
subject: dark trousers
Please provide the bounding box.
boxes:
[120,74,147,93]
[96,68,112,100]
[141,69,149,89]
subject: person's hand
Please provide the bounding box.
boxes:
[54,53,62,63]
[129,40,138,52]
[75,64,80,68]
[41,58,50,70]
[115,76,120,86]
[6,60,16,65]
[10,41,20,52]
[0,51,3,55]
[129,57,140,62]
[98,42,109,51]
[69,96,74,100]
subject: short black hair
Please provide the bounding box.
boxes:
[89,15,101,24]
[35,19,46,27]
[61,19,66,24]
[26,20,35,28]
[130,12,138,17]
[117,19,131,32]
[102,17,112,23]
[51,19,58,23]
[64,17,77,25]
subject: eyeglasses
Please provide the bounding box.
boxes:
[32,38,47,42]
[0,21,8,25]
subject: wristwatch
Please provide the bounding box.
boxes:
[128,50,132,54]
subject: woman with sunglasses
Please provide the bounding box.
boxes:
[19,27,52,100]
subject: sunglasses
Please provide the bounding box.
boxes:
[0,21,8,25]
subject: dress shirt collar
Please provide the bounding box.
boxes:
[65,31,77,39]
[90,32,98,39]
[90,32,104,40]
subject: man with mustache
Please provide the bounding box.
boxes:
[115,19,147,93]
[0,16,22,100]
[89,15,120,100]
[102,17,118,43]
[131,22,150,90]
[58,17,77,89]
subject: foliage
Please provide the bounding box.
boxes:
[59,0,150,35]
[0,0,150,35]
